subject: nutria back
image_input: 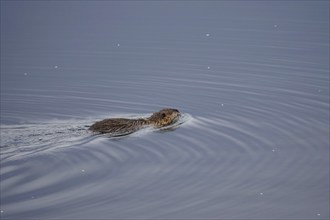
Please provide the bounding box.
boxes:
[89,108,181,136]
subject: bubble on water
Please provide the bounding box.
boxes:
[81,169,85,173]
[207,66,211,69]
[206,33,210,37]
[260,192,263,195]
[221,104,224,107]
[0,210,3,213]
[54,65,58,69]
[317,213,321,216]
[117,43,120,47]
[24,73,28,76]
[274,24,278,28]
[272,149,275,152]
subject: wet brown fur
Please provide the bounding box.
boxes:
[89,108,181,135]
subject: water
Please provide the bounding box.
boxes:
[1,1,329,219]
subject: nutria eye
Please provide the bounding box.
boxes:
[161,113,166,118]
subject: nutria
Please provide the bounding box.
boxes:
[89,108,181,135]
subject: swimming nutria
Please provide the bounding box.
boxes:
[89,108,181,135]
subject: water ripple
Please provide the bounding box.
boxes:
[1,3,329,217]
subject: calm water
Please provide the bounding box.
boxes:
[1,1,329,219]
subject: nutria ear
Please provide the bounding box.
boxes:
[161,113,166,118]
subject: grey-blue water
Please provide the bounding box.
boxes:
[1,1,329,219]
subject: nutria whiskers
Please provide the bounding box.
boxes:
[89,108,181,135]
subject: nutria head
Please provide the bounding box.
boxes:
[147,108,181,127]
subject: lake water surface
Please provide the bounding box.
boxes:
[1,1,329,219]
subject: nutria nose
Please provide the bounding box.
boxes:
[175,110,181,116]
